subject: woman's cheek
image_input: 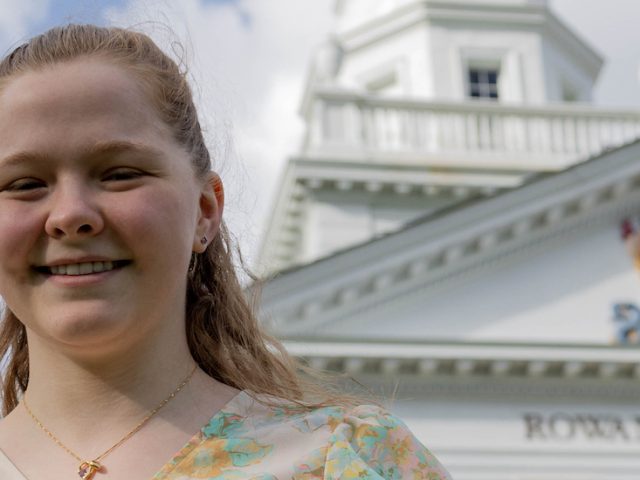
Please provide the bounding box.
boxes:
[0,209,41,299]
[0,207,42,260]
[108,188,196,252]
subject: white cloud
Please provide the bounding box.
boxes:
[0,0,50,52]
[104,0,334,265]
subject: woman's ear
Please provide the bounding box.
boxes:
[193,172,224,253]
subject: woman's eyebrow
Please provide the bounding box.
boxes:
[83,140,160,159]
[0,151,49,168]
[0,140,159,167]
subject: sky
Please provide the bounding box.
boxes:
[0,0,639,268]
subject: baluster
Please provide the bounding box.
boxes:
[491,112,504,152]
[396,108,404,150]
[362,106,373,149]
[345,101,362,148]
[600,118,612,150]
[550,117,561,154]
[613,118,624,146]
[404,109,415,150]
[575,118,588,156]
[478,113,491,150]
[390,107,398,150]
[543,116,552,154]
[401,108,412,151]
[509,115,519,153]
[441,113,452,149]
[507,114,525,153]
[588,119,601,153]
[374,107,385,150]
[466,112,478,151]
[415,110,426,149]
[427,110,439,152]
[528,116,541,154]
[518,115,528,153]
[453,111,465,152]
[564,117,576,155]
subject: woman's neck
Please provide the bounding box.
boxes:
[19,323,198,447]
[0,334,239,480]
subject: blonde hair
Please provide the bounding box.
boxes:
[0,24,361,415]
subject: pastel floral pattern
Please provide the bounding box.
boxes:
[152,391,451,480]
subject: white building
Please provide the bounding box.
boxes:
[258,1,640,478]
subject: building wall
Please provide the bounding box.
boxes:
[334,1,593,105]
[428,22,543,103]
[541,35,596,103]
[304,189,454,260]
[337,23,432,96]
[394,395,640,480]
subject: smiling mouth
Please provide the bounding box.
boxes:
[34,260,131,276]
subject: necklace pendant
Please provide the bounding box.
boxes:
[78,460,102,479]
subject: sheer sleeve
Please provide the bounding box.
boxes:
[323,405,452,479]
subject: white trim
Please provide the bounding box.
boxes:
[283,339,640,380]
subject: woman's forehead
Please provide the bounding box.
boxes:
[0,60,154,118]
[0,59,174,158]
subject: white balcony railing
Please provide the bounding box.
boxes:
[304,89,640,170]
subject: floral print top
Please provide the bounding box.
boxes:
[152,390,451,480]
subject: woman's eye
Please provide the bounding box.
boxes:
[103,169,144,181]
[3,178,46,192]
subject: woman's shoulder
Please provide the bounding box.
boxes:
[0,407,27,445]
[205,390,392,434]
[296,402,452,479]
[196,392,452,479]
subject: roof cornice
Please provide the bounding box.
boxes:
[260,141,640,333]
[542,8,603,78]
[284,339,640,381]
[335,0,599,65]
[334,1,601,84]
[338,1,547,51]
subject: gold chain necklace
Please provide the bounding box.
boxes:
[22,365,197,480]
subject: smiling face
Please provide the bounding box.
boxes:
[0,59,218,356]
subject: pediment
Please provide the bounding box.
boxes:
[259,140,640,347]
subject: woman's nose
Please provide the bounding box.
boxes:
[44,180,104,240]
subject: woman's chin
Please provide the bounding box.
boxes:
[32,312,142,357]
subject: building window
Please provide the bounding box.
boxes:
[468,67,499,100]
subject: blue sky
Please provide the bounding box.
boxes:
[21,0,249,40]
[31,0,130,33]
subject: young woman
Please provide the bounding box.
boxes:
[0,25,451,479]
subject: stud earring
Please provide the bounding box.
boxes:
[200,236,207,245]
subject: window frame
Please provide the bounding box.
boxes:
[467,66,501,100]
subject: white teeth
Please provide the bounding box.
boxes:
[66,264,79,275]
[79,263,92,274]
[48,261,118,276]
